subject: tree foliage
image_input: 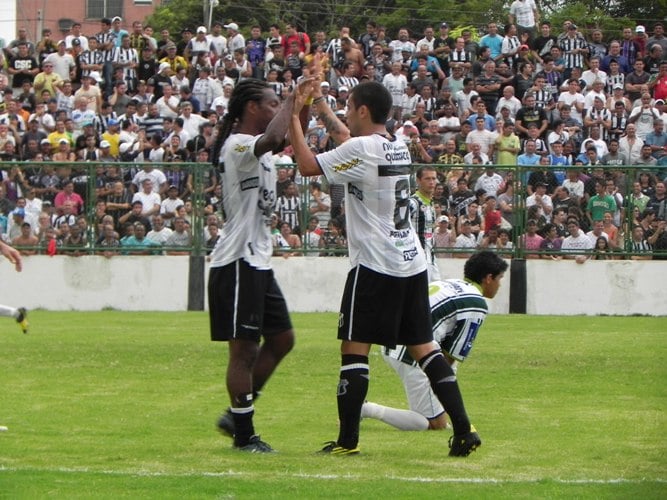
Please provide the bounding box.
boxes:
[145,0,666,43]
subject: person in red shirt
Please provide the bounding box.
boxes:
[282,23,310,55]
[54,180,84,215]
[650,60,667,101]
[482,196,502,232]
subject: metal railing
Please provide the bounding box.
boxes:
[1,161,665,260]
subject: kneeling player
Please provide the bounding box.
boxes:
[362,251,507,432]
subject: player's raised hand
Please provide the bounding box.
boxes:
[0,240,23,272]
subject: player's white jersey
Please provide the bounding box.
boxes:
[385,279,489,363]
[209,133,277,270]
[316,134,426,277]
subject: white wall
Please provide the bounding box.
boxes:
[1,256,665,315]
[0,2,16,49]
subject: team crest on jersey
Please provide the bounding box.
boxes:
[333,158,361,172]
[234,144,250,153]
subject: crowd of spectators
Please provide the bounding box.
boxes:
[0,11,666,259]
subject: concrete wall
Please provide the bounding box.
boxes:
[1,256,665,315]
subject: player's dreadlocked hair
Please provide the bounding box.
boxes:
[211,79,271,165]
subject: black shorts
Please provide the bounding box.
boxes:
[337,265,433,349]
[208,259,292,342]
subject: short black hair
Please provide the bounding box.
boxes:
[349,81,392,124]
[464,251,508,284]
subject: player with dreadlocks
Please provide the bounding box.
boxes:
[208,79,310,452]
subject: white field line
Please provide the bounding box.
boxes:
[0,466,665,484]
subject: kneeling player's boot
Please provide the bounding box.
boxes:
[217,408,235,438]
[16,308,28,334]
[448,425,481,457]
[318,440,360,455]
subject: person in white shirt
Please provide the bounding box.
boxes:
[132,179,162,216]
[155,84,180,119]
[44,40,75,81]
[382,61,408,119]
[561,218,594,263]
[495,86,522,120]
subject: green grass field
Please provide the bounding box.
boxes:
[0,312,665,499]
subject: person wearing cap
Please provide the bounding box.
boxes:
[185,26,212,67]
[159,42,188,75]
[101,118,121,157]
[52,136,76,162]
[110,16,128,48]
[74,66,103,113]
[149,61,173,101]
[224,22,245,54]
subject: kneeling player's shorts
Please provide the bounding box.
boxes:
[208,259,292,342]
[337,265,432,349]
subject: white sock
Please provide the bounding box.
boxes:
[362,402,429,431]
[0,305,18,319]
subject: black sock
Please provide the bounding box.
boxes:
[337,354,369,449]
[418,350,471,436]
[231,393,255,447]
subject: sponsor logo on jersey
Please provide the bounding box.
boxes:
[240,176,259,191]
[333,158,362,172]
[390,229,410,238]
[380,143,411,164]
[234,144,250,153]
[402,247,419,261]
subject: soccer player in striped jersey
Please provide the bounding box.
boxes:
[290,78,486,457]
[362,251,507,432]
